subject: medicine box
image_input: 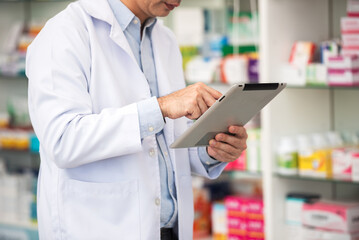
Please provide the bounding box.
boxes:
[328,68,359,86]
[211,203,227,240]
[332,148,352,181]
[343,34,359,48]
[302,226,359,240]
[341,17,359,34]
[286,193,321,225]
[347,0,359,17]
[327,55,359,69]
[299,149,332,178]
[302,200,359,233]
[351,150,359,182]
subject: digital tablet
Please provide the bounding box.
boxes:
[170,83,286,148]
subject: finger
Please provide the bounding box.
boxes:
[229,126,248,138]
[209,139,242,158]
[215,133,243,149]
[203,85,222,100]
[201,90,218,107]
[186,105,201,120]
[197,95,209,115]
[207,146,238,163]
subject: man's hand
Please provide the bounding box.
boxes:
[157,82,222,120]
[207,126,248,163]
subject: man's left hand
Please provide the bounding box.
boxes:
[207,125,248,163]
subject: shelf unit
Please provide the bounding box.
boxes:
[260,0,359,239]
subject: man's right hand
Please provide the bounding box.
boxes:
[157,82,222,120]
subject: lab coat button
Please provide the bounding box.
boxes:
[149,148,155,157]
[164,152,168,157]
[155,198,160,206]
[149,126,154,132]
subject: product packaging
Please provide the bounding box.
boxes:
[328,68,359,86]
[321,41,340,64]
[332,148,352,181]
[306,64,328,86]
[221,55,249,84]
[341,47,359,57]
[302,200,359,233]
[280,64,306,86]
[225,151,247,171]
[327,55,359,69]
[302,226,359,240]
[351,150,359,182]
[285,193,321,225]
[347,0,359,17]
[211,202,228,240]
[341,17,359,34]
[289,42,316,66]
[185,56,221,84]
[343,34,359,48]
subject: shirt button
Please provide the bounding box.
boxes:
[149,148,155,157]
[133,19,139,24]
[206,161,211,165]
[148,126,154,132]
[155,198,160,206]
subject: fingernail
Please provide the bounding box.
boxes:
[210,140,216,146]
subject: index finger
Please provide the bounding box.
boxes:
[203,85,222,100]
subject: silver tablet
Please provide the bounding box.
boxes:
[170,83,286,148]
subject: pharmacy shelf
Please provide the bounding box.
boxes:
[288,85,359,91]
[0,74,27,80]
[276,173,359,185]
[0,221,38,240]
[0,149,40,171]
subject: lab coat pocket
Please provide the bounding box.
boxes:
[60,179,140,240]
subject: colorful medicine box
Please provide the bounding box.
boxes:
[343,34,359,48]
[302,200,359,233]
[347,0,359,17]
[332,148,352,181]
[302,226,359,240]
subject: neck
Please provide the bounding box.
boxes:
[120,0,148,24]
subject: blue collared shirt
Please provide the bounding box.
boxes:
[107,0,220,228]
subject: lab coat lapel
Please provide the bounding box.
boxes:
[80,0,137,65]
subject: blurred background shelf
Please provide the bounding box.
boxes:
[0,222,38,240]
[276,173,359,185]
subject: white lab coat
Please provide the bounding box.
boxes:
[26,0,226,239]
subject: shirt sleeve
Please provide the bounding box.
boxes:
[198,146,221,171]
[137,96,165,139]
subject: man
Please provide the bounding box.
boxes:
[26,0,247,239]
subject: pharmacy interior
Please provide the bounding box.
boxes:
[0,0,359,239]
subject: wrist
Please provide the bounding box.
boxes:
[157,97,167,118]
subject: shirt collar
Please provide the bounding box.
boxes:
[107,0,135,31]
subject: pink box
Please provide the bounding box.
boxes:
[247,231,265,239]
[247,219,265,233]
[227,235,246,240]
[246,198,264,220]
[302,200,359,233]
[327,55,359,69]
[225,151,247,171]
[341,17,359,34]
[225,196,247,218]
[328,68,359,86]
[228,216,247,231]
[225,196,264,219]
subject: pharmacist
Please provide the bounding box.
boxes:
[26,0,247,239]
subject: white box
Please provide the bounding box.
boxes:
[332,148,352,181]
[341,17,359,34]
[352,150,359,182]
[327,55,359,69]
[302,227,359,240]
[343,34,359,48]
[328,68,359,86]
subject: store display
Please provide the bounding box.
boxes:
[276,136,299,175]
[285,193,320,225]
[347,0,359,17]
[302,200,359,233]
[289,42,316,67]
[302,227,359,240]
[306,64,328,86]
[212,202,228,240]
